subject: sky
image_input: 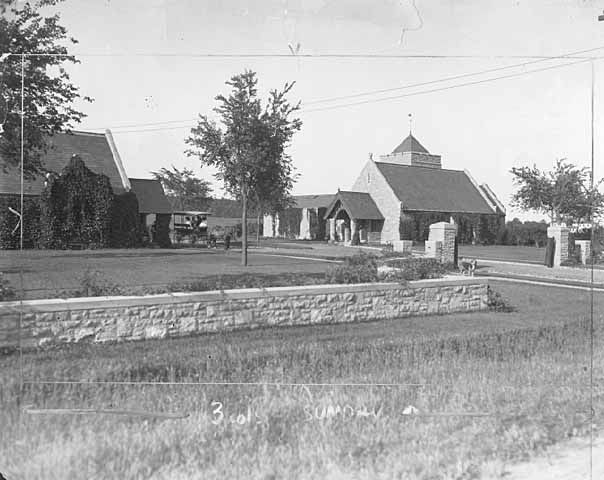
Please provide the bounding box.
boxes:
[32,0,604,220]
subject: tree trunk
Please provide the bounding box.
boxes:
[256,213,261,246]
[241,182,248,266]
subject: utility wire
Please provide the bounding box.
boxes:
[83,45,604,132]
[0,52,600,59]
[301,56,598,114]
[102,56,598,134]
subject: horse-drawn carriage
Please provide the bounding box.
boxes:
[171,211,212,245]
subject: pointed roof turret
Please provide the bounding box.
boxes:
[392,133,429,154]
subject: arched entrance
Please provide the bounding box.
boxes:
[335,208,351,242]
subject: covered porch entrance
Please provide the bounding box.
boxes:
[323,190,384,245]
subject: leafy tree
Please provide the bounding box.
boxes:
[510,159,604,225]
[151,165,213,211]
[247,84,301,243]
[185,70,301,265]
[0,0,92,176]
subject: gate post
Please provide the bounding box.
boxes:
[547,225,570,267]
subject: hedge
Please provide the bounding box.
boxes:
[109,191,143,248]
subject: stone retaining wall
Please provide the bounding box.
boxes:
[0,278,489,350]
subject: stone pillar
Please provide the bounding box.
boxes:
[393,240,413,254]
[344,226,351,243]
[351,219,358,241]
[329,218,336,241]
[299,208,311,240]
[263,215,275,238]
[428,222,456,263]
[547,225,570,267]
[425,240,442,260]
[575,240,591,265]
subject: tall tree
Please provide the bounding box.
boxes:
[0,0,92,176]
[510,159,604,225]
[185,70,301,266]
[151,165,213,211]
[249,83,301,243]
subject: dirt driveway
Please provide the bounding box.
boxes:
[493,434,603,479]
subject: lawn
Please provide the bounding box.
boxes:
[412,243,547,265]
[1,281,602,479]
[0,247,345,300]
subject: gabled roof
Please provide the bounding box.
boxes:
[129,178,173,214]
[293,194,334,209]
[392,133,429,154]
[0,131,128,196]
[374,162,497,214]
[324,191,384,220]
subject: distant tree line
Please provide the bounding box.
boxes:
[496,219,549,247]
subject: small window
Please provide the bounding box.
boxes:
[367,172,371,184]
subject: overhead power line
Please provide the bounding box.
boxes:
[84,44,604,132]
[301,57,598,114]
[104,55,598,134]
[0,52,601,59]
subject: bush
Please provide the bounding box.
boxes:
[487,286,515,312]
[153,213,172,248]
[161,272,326,294]
[67,269,125,297]
[382,257,451,281]
[0,273,17,301]
[324,253,379,284]
[109,192,143,248]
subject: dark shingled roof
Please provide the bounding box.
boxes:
[392,133,429,154]
[129,179,173,214]
[0,131,127,196]
[293,194,334,209]
[325,191,384,220]
[375,162,496,214]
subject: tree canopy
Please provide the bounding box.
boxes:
[0,0,91,176]
[151,165,213,211]
[510,159,604,225]
[185,70,301,265]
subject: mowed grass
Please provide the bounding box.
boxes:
[0,248,342,300]
[1,282,603,479]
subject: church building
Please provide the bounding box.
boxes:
[264,132,505,245]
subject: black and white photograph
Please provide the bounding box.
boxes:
[1,1,603,478]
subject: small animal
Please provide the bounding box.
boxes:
[459,259,477,276]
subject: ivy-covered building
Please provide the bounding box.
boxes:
[264,133,505,244]
[0,130,173,248]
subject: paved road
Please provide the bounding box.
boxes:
[476,259,604,285]
[495,435,603,480]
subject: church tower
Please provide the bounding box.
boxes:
[378,133,442,169]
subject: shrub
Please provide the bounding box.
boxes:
[487,286,515,312]
[68,269,125,297]
[382,257,451,281]
[324,253,379,284]
[0,273,17,301]
[109,192,143,248]
[162,272,325,294]
[153,213,172,248]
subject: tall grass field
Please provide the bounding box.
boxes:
[1,282,602,479]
